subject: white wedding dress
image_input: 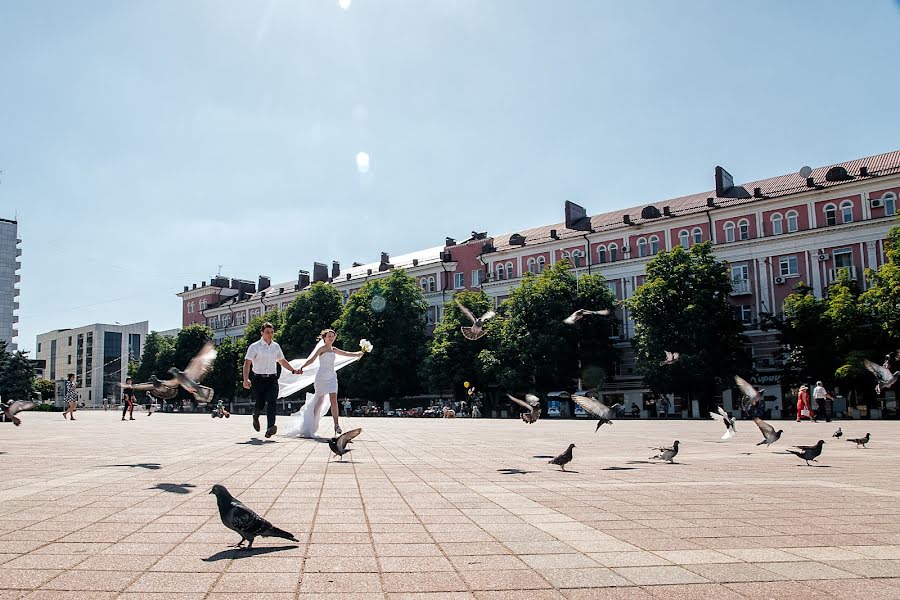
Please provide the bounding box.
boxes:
[279,340,361,438]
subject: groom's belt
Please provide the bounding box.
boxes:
[252,373,278,378]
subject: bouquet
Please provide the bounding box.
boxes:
[359,339,374,353]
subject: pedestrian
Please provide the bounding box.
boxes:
[630,402,640,418]
[344,398,352,417]
[796,384,815,422]
[63,374,78,420]
[122,378,136,421]
[812,380,833,423]
[242,322,300,438]
[661,396,671,418]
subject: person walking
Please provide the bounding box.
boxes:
[343,398,352,417]
[243,322,300,438]
[122,377,136,421]
[796,384,815,422]
[63,374,78,420]
[812,380,833,423]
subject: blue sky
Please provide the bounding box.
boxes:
[2,1,899,354]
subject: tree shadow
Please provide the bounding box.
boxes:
[105,463,161,470]
[202,545,299,561]
[497,468,537,475]
[236,439,277,445]
[149,483,196,494]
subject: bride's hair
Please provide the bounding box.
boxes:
[317,328,336,342]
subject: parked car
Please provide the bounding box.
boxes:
[423,407,442,418]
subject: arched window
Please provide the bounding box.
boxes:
[596,245,607,263]
[738,219,750,241]
[883,192,897,216]
[678,230,689,248]
[692,227,703,244]
[786,210,799,233]
[419,278,428,291]
[427,276,436,293]
[505,262,514,280]
[608,243,618,262]
[840,200,854,224]
[572,249,584,267]
[823,204,837,226]
[187,301,195,314]
[649,236,660,255]
[527,258,537,273]
[537,256,546,273]
[770,213,783,235]
[637,238,648,258]
[495,263,505,281]
[560,251,570,265]
[724,222,735,243]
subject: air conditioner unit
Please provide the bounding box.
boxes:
[871,199,884,208]
[818,253,829,261]
[774,276,786,285]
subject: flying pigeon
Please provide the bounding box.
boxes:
[660,351,680,366]
[2,400,35,426]
[863,359,899,395]
[563,308,610,325]
[847,433,870,448]
[209,484,298,549]
[753,417,782,446]
[328,428,362,461]
[709,406,735,440]
[832,427,842,439]
[649,440,680,463]
[456,301,496,341]
[549,444,575,471]
[507,393,541,424]
[572,395,623,431]
[787,440,825,466]
[127,342,217,403]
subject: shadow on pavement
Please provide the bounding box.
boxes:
[497,468,537,475]
[105,463,161,470]
[203,545,299,561]
[150,483,196,494]
[237,439,277,445]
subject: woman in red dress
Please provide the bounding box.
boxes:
[796,384,815,422]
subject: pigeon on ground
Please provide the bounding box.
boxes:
[735,376,765,415]
[863,359,899,395]
[649,440,680,463]
[753,417,783,446]
[659,351,680,366]
[549,444,575,471]
[456,301,496,341]
[832,427,843,439]
[572,395,623,431]
[2,400,35,426]
[709,406,736,440]
[127,342,217,403]
[563,308,610,325]
[787,440,825,466]
[507,393,541,424]
[847,433,871,448]
[209,484,298,549]
[328,428,362,461]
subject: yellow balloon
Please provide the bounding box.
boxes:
[463,381,470,388]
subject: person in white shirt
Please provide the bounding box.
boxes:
[812,380,833,423]
[243,322,299,438]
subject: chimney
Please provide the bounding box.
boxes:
[192,283,197,290]
[331,261,340,278]
[201,281,206,287]
[298,270,310,289]
[860,166,869,177]
[662,206,671,217]
[623,215,632,225]
[380,252,390,264]
[706,197,716,207]
[445,237,456,246]
[753,187,764,198]
[258,275,271,291]
[549,229,558,239]
[412,258,419,266]
[313,262,328,283]
[183,285,189,292]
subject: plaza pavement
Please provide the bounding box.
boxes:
[2,412,900,600]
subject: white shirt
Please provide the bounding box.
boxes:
[812,385,827,399]
[244,339,285,375]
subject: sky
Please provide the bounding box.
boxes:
[2,1,900,355]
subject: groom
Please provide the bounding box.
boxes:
[243,322,299,438]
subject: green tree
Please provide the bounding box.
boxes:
[207,336,246,402]
[626,243,750,415]
[133,332,176,384]
[244,309,283,346]
[277,282,344,359]
[33,378,56,401]
[334,269,428,402]
[862,226,900,346]
[172,324,214,372]
[0,340,36,401]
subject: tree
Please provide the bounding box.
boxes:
[244,309,283,346]
[626,242,750,415]
[171,324,213,406]
[33,378,55,401]
[0,340,36,401]
[277,282,344,359]
[862,225,900,347]
[133,331,176,384]
[207,336,246,403]
[334,269,428,402]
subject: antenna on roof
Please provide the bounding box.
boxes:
[799,166,812,179]
[217,265,223,276]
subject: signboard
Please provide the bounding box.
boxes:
[547,400,561,417]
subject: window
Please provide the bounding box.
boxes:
[128,333,141,362]
[505,262,514,280]
[537,256,546,273]
[649,236,659,255]
[883,193,897,216]
[200,299,208,310]
[572,250,584,267]
[692,228,703,245]
[527,258,536,273]
[637,238,648,258]
[724,222,735,243]
[454,272,465,289]
[779,256,799,277]
[222,314,231,328]
[678,230,689,247]
[770,213,783,235]
[833,249,853,269]
[425,306,436,325]
[608,243,618,262]
[249,308,260,319]
[37,342,41,353]
[738,219,750,240]
[67,354,71,365]
[68,336,72,346]
[495,264,505,281]
[824,204,837,226]
[419,278,428,291]
[597,245,607,263]
[472,270,482,286]
[236,311,246,326]
[786,210,799,233]
[427,276,436,292]
[187,301,194,314]
[733,305,752,324]
[840,200,853,224]
[560,251,570,265]
[732,265,748,282]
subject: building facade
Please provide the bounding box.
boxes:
[0,218,21,351]
[35,321,149,407]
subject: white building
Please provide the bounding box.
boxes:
[0,218,21,350]
[35,321,148,407]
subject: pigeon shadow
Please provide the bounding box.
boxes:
[202,545,299,561]
[794,464,833,468]
[105,463,161,470]
[552,469,580,474]
[626,460,654,465]
[236,439,277,445]
[603,466,638,471]
[532,455,555,459]
[497,468,537,475]
[149,483,197,494]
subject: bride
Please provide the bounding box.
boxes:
[279,329,365,438]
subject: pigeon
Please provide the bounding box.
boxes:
[787,440,825,466]
[735,375,764,412]
[127,342,217,403]
[456,301,496,341]
[563,308,610,325]
[709,406,735,440]
[549,444,575,471]
[209,484,298,549]
[847,433,870,448]
[832,427,842,439]
[863,359,899,395]
[572,395,623,431]
[753,417,782,446]
[649,440,680,463]
[2,400,35,426]
[507,393,541,424]
[659,351,680,366]
[328,427,362,461]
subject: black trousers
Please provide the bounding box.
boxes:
[252,375,279,429]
